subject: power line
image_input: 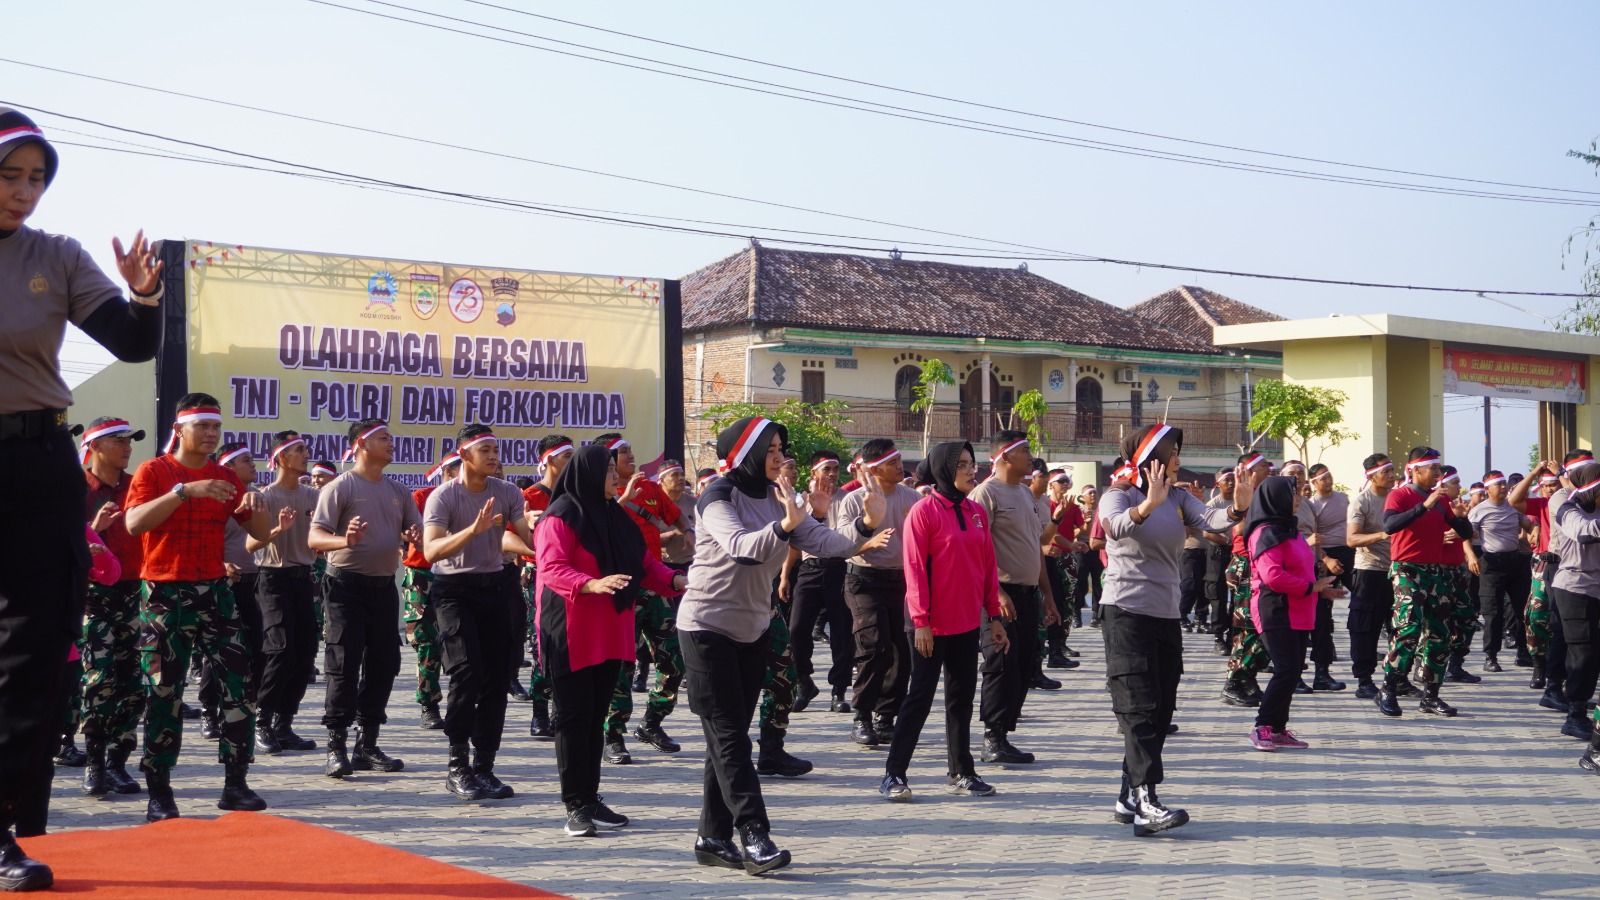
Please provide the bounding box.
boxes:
[456,0,1600,199]
[302,0,1596,207]
[24,105,1597,299]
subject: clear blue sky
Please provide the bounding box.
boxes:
[16,1,1598,476]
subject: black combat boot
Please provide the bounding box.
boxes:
[1131,784,1189,837]
[756,726,814,778]
[105,743,141,794]
[1529,662,1545,689]
[352,723,405,772]
[53,735,86,768]
[0,826,53,892]
[1446,654,1481,684]
[447,743,487,801]
[633,710,680,753]
[274,715,317,751]
[144,767,180,823]
[472,751,514,799]
[217,760,267,811]
[850,717,878,746]
[200,706,222,741]
[325,727,353,778]
[604,733,632,764]
[737,823,791,875]
[1312,666,1347,691]
[507,675,530,702]
[254,714,282,756]
[82,739,112,797]
[1375,674,1404,718]
[529,697,553,740]
[1418,683,1458,717]
[419,701,444,730]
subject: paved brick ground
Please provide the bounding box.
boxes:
[44,611,1600,899]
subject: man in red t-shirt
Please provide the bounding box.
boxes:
[401,451,459,731]
[593,433,685,764]
[1045,471,1086,667]
[1375,447,1472,718]
[78,415,148,797]
[124,392,272,821]
[519,433,572,739]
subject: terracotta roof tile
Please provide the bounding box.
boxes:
[681,247,1217,354]
[1126,285,1285,347]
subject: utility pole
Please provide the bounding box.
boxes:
[1483,396,1492,475]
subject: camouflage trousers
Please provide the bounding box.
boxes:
[606,590,683,736]
[1528,561,1552,663]
[140,579,255,772]
[1447,565,1479,658]
[1384,562,1453,685]
[401,567,441,706]
[522,570,551,701]
[1227,554,1270,682]
[1036,555,1077,657]
[759,603,795,735]
[79,580,144,750]
[312,556,327,633]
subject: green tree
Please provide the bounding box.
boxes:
[700,398,853,490]
[1009,389,1051,454]
[911,358,955,458]
[1246,380,1357,464]
[1557,138,1600,333]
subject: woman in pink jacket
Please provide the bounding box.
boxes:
[1245,476,1341,751]
[534,445,685,837]
[880,441,1010,802]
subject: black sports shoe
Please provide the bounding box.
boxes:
[1394,677,1420,698]
[1131,784,1188,837]
[1484,654,1503,673]
[880,774,912,802]
[1580,747,1600,775]
[947,774,995,797]
[53,738,87,768]
[564,805,596,837]
[1354,679,1379,700]
[1418,688,1457,717]
[756,745,814,778]
[588,797,629,829]
[1540,687,1571,713]
[793,680,820,713]
[633,717,681,753]
[981,734,1034,764]
[419,703,445,730]
[1561,715,1596,741]
[604,738,632,765]
[1220,682,1259,707]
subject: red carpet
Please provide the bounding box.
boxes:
[17,812,567,898]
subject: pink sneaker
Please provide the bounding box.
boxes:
[1271,728,1310,749]
[1248,725,1278,751]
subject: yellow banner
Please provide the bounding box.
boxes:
[185,242,665,487]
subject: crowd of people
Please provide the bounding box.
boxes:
[4,107,1600,893]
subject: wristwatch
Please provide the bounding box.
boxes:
[170,482,188,502]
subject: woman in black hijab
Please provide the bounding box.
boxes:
[535,445,686,837]
[1243,476,1335,751]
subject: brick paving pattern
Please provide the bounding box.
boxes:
[45,607,1600,899]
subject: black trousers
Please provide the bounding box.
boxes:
[551,659,621,808]
[1347,567,1396,681]
[1178,548,1207,620]
[1311,545,1354,668]
[845,567,909,721]
[432,571,516,753]
[256,566,318,720]
[0,428,88,837]
[1073,552,1104,622]
[1206,544,1230,641]
[789,558,851,691]
[1102,606,1182,787]
[320,568,402,730]
[1480,552,1528,657]
[1552,587,1600,712]
[1508,552,1534,650]
[981,583,1041,736]
[885,628,979,780]
[682,626,769,839]
[201,572,261,711]
[1256,628,1309,731]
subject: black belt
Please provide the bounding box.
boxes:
[847,564,905,581]
[1484,550,1522,561]
[800,557,844,569]
[327,566,395,588]
[262,564,314,578]
[0,408,68,441]
[433,571,504,589]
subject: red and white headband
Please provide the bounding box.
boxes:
[1540,475,1561,485]
[539,443,574,468]
[1575,478,1600,496]
[79,419,133,464]
[1440,473,1460,485]
[1481,475,1506,488]
[811,457,840,472]
[1565,458,1597,474]
[720,417,772,473]
[267,436,306,470]
[310,463,338,479]
[697,473,716,490]
[990,438,1029,463]
[654,464,683,481]
[1050,472,1071,484]
[454,432,497,482]
[1405,455,1442,471]
[426,453,461,483]
[341,423,388,462]
[602,437,630,452]
[1364,461,1394,478]
[1112,464,1138,483]
[1240,452,1266,471]
[217,446,253,467]
[862,448,902,469]
[165,407,222,454]
[1132,425,1172,467]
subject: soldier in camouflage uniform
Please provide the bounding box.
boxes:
[1375,448,1469,718]
[756,575,810,777]
[79,416,148,796]
[308,461,338,648]
[1512,464,1569,699]
[124,394,273,821]
[402,452,456,730]
[1221,453,1274,706]
[1437,467,1483,685]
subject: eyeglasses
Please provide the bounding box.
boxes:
[955,461,976,471]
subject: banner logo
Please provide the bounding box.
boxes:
[492,277,520,327]
[409,273,440,320]
[366,271,398,310]
[448,277,484,324]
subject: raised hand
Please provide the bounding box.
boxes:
[275,506,296,535]
[90,501,123,533]
[402,523,422,545]
[113,230,163,299]
[187,479,238,503]
[1145,459,1171,507]
[807,476,837,518]
[345,516,369,547]
[858,526,895,553]
[470,498,502,535]
[1232,464,1256,511]
[620,473,646,507]
[236,491,266,516]
[776,475,807,532]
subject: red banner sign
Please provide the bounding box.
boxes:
[1444,346,1587,404]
